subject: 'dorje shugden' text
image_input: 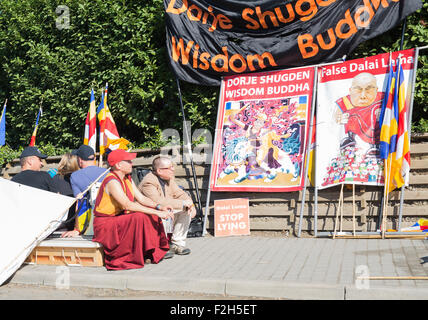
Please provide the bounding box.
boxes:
[167,0,404,75]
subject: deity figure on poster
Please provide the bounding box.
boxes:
[321,72,385,187]
[218,98,304,186]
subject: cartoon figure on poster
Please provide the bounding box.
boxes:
[335,72,383,157]
[318,72,386,188]
[218,98,304,186]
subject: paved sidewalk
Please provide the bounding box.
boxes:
[6,236,428,300]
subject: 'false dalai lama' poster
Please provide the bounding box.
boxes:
[315,49,416,189]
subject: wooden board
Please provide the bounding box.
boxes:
[25,246,104,267]
[24,238,104,267]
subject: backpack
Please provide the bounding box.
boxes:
[131,167,152,186]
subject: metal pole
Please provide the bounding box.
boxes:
[296,58,345,237]
[400,18,407,51]
[175,78,204,221]
[202,183,212,236]
[396,18,407,231]
[201,79,225,236]
[314,171,318,237]
[313,87,319,237]
[297,66,318,238]
[397,46,420,231]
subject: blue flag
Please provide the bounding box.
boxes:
[76,196,92,233]
[379,58,397,160]
[0,101,6,147]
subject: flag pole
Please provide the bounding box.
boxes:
[380,52,393,238]
[30,98,43,146]
[397,46,421,231]
[396,18,407,232]
[333,183,344,239]
[399,18,407,51]
[313,132,319,238]
[175,78,204,228]
[98,83,108,168]
[352,184,356,236]
[382,157,393,238]
[297,65,318,238]
[201,78,225,236]
[0,99,6,119]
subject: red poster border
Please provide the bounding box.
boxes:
[209,67,315,192]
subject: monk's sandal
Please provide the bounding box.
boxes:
[170,244,191,255]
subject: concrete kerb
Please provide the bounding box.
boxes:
[224,279,345,300]
[9,265,345,300]
[8,265,428,300]
[10,265,128,290]
[9,265,228,296]
[345,285,428,300]
[127,276,227,296]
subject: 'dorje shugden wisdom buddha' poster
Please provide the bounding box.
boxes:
[210,67,315,192]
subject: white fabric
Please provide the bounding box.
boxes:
[0,178,76,285]
[170,210,191,247]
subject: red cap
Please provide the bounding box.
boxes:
[107,149,137,167]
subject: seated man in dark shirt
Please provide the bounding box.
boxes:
[11,146,59,192]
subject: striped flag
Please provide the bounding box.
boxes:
[379,57,397,160]
[379,56,397,194]
[83,89,97,152]
[29,106,43,146]
[96,83,129,155]
[76,197,92,234]
[387,58,410,192]
[0,100,6,147]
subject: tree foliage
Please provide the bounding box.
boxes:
[0,0,187,150]
[0,0,426,161]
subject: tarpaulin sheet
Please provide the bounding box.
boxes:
[0,178,75,285]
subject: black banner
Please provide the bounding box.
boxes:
[164,0,422,86]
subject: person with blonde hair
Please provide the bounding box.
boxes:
[57,153,80,177]
[53,152,80,231]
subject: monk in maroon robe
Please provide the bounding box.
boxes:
[92,149,175,270]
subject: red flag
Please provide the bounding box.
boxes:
[29,107,42,146]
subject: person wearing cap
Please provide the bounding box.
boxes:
[138,156,196,256]
[11,146,59,192]
[60,145,108,238]
[69,145,108,198]
[91,149,175,270]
